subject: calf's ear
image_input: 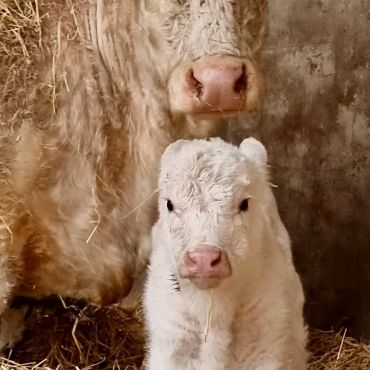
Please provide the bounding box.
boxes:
[239,137,268,167]
[160,139,190,169]
[162,140,189,160]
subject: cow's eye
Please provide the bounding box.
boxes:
[167,199,174,212]
[177,0,187,4]
[239,198,249,212]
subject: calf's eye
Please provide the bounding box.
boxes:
[239,198,249,212]
[167,199,174,212]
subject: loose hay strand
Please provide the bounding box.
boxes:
[85,185,101,244]
[203,290,214,343]
[121,188,159,222]
[71,317,85,364]
[0,215,13,242]
[336,327,347,362]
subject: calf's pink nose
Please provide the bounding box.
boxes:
[180,245,231,280]
[186,248,222,273]
[188,56,246,112]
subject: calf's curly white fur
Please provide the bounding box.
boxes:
[144,138,308,370]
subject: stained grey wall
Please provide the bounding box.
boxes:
[230,0,370,339]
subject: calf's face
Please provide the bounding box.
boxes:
[145,0,265,119]
[156,138,268,290]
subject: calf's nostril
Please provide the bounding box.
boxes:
[186,252,197,265]
[210,253,222,267]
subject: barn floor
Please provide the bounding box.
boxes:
[0,300,369,370]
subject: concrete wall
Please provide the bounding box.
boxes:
[230,0,370,339]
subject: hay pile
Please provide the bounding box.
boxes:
[308,328,370,369]
[1,300,369,370]
[0,0,44,131]
[1,299,145,370]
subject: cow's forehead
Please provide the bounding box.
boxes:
[157,0,253,11]
[151,0,265,58]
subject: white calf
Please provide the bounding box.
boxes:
[144,138,308,370]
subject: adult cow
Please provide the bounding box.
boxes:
[0,0,265,342]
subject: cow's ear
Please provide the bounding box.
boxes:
[239,137,267,167]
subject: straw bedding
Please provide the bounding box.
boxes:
[1,299,145,370]
[0,299,369,370]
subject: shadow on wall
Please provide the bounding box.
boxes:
[228,0,370,340]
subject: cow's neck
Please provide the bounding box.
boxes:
[81,0,175,163]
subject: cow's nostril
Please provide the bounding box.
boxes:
[234,64,247,94]
[187,68,203,98]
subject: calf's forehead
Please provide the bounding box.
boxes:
[159,144,252,198]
